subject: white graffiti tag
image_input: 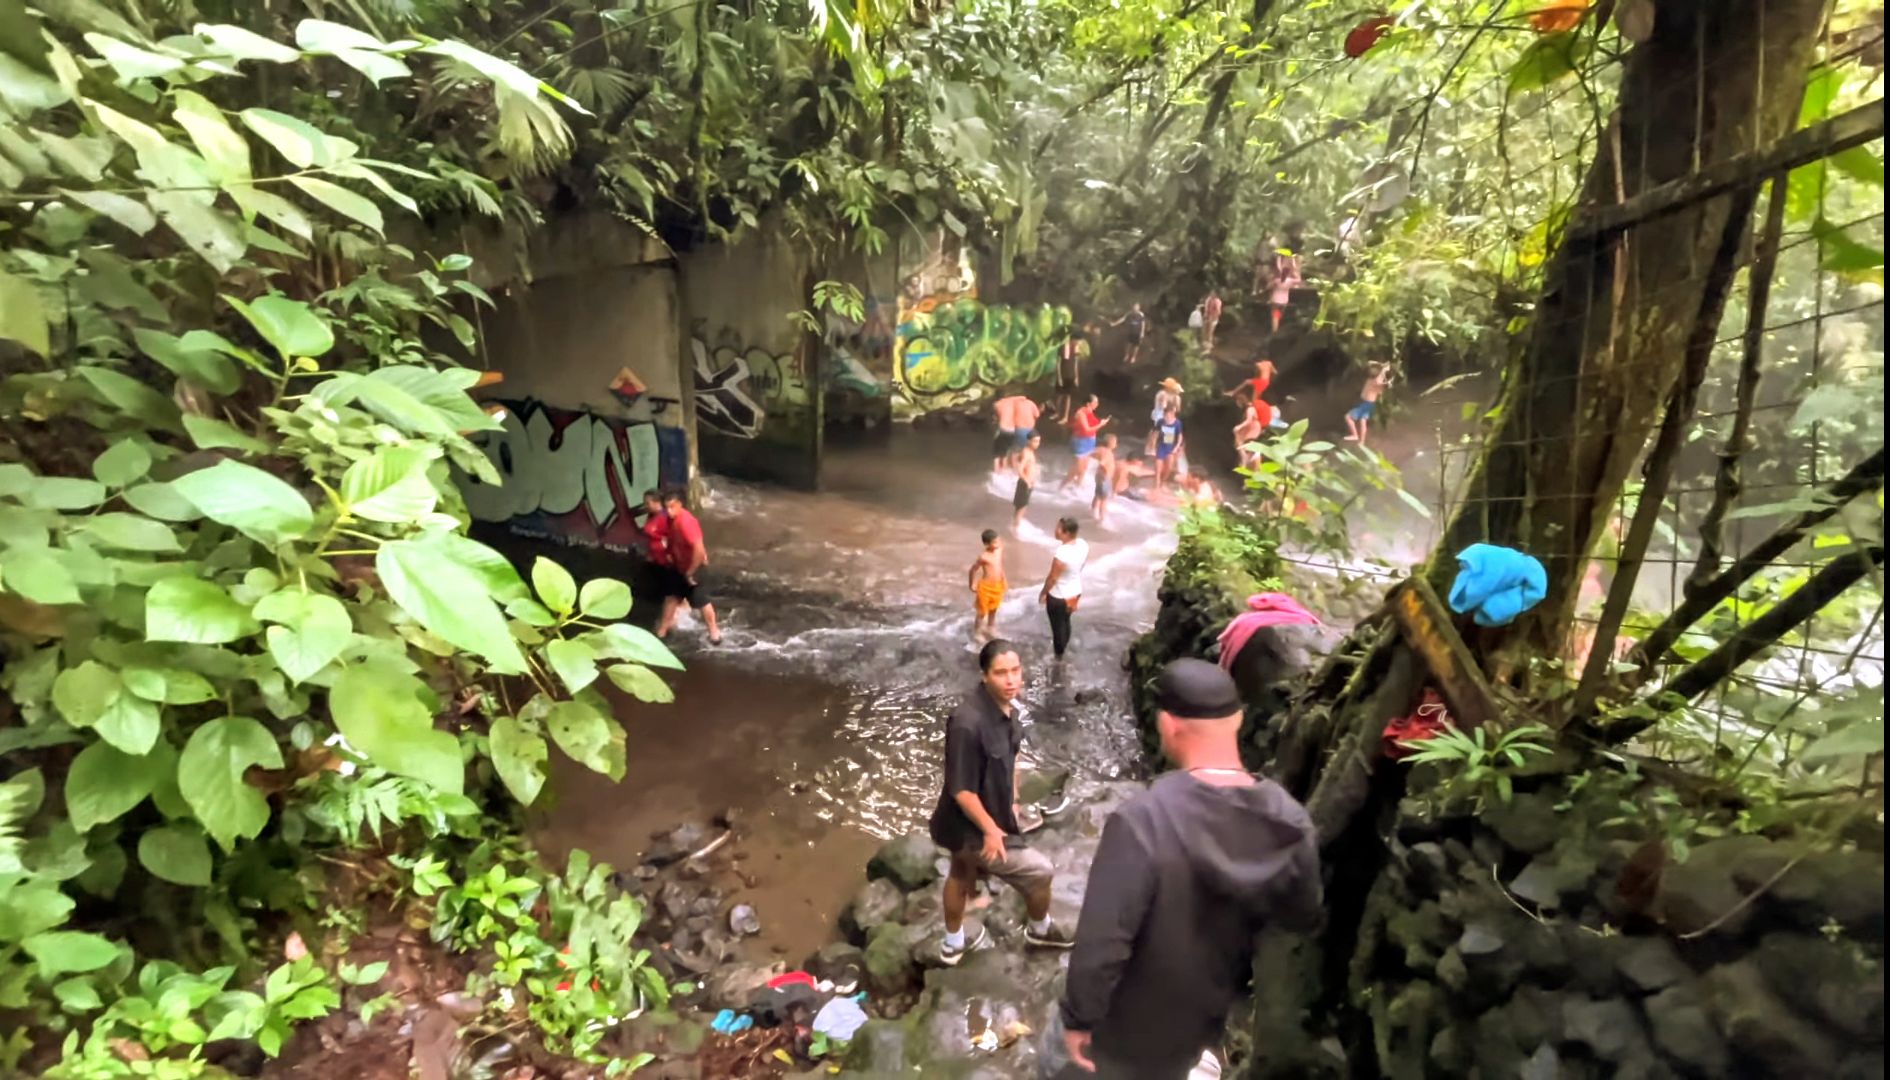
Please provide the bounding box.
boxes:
[460,402,663,531]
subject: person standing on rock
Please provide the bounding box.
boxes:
[927,639,1075,966]
[1051,659,1322,1079]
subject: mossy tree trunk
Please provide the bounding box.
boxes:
[1251,1,1834,1074]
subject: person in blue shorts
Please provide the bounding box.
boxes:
[1152,405,1185,488]
[1344,363,1392,447]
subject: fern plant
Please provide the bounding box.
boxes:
[1398,722,1555,807]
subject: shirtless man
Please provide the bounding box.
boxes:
[1344,363,1393,447]
[1089,434,1119,525]
[968,529,1007,643]
[992,395,1042,473]
[1012,433,1041,532]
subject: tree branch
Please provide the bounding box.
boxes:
[1688,171,1790,596]
[1654,545,1885,704]
[1630,447,1887,673]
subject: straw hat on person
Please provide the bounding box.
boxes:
[1159,377,1184,394]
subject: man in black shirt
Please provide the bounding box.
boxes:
[1053,659,1322,1077]
[927,639,1075,965]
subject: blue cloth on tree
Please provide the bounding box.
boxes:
[1448,544,1547,627]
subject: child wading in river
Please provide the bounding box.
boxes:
[1345,362,1393,447]
[969,529,1007,643]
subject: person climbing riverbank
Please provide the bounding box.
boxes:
[1062,394,1110,491]
[1055,327,1089,424]
[927,640,1075,966]
[1200,290,1222,350]
[1344,362,1393,447]
[1048,659,1322,1079]
[1040,518,1088,660]
[969,529,1007,643]
[1114,302,1149,365]
[1013,432,1042,532]
[657,489,723,645]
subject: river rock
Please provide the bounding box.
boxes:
[863,922,926,997]
[645,821,710,867]
[867,832,943,891]
[900,887,943,928]
[1616,937,1690,994]
[1750,931,1884,1038]
[1701,958,1841,1074]
[1653,835,1778,937]
[844,1018,911,1072]
[1644,983,1731,1075]
[840,879,904,944]
[1561,995,1646,1062]
[706,961,783,1010]
[808,941,865,994]
[728,903,760,937]
[1484,792,1561,855]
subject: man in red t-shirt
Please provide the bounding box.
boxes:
[1060,394,1111,491]
[640,489,671,568]
[657,490,722,645]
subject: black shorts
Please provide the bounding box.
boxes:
[992,430,1014,458]
[1013,479,1033,510]
[660,567,711,607]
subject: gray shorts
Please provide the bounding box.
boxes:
[949,843,1054,894]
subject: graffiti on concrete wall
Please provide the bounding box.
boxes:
[691,334,809,439]
[823,293,895,400]
[893,298,1073,416]
[458,398,687,551]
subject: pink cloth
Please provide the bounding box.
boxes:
[1217,593,1321,671]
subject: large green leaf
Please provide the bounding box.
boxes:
[427,533,529,602]
[0,269,49,357]
[1507,32,1591,93]
[377,538,527,674]
[23,477,105,510]
[179,716,282,851]
[145,577,257,645]
[605,662,674,704]
[578,578,633,620]
[172,460,313,544]
[330,664,463,794]
[547,699,620,776]
[92,441,152,487]
[226,182,313,241]
[488,716,547,805]
[223,293,334,359]
[133,327,242,394]
[81,513,180,553]
[1801,713,1884,762]
[60,189,157,235]
[76,366,183,431]
[0,879,74,942]
[124,481,204,522]
[137,823,213,887]
[341,447,436,523]
[253,589,351,683]
[584,623,683,670]
[171,90,251,181]
[193,23,301,63]
[1,547,79,605]
[421,40,591,116]
[288,176,383,233]
[183,415,270,454]
[532,556,577,615]
[93,692,161,756]
[22,931,122,977]
[295,19,413,84]
[239,108,354,169]
[66,741,166,832]
[544,638,599,694]
[52,661,120,730]
[147,191,248,274]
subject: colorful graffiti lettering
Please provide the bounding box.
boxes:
[893,299,1073,416]
[823,294,894,399]
[458,398,688,551]
[691,336,808,439]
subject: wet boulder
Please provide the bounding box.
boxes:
[863,922,927,997]
[840,879,904,944]
[868,832,943,892]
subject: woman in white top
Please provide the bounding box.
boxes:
[1039,516,1089,659]
[1146,377,1183,456]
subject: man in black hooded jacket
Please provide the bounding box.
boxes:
[1053,659,1322,1078]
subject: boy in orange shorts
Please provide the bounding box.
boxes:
[969,529,1007,643]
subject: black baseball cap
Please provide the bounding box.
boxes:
[1154,659,1243,720]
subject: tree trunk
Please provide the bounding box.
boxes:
[1426,0,1830,664]
[1251,1,1833,1073]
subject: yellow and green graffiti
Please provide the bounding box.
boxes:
[893,298,1073,417]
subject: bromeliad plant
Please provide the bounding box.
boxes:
[0,11,674,1069]
[1398,721,1555,809]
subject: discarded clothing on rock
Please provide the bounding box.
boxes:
[811,996,869,1042]
[1382,690,1451,760]
[711,1008,754,1034]
[1216,592,1321,671]
[748,982,821,1027]
[1447,544,1547,627]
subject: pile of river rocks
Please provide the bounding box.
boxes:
[826,778,1145,1077]
[1262,774,1888,1080]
